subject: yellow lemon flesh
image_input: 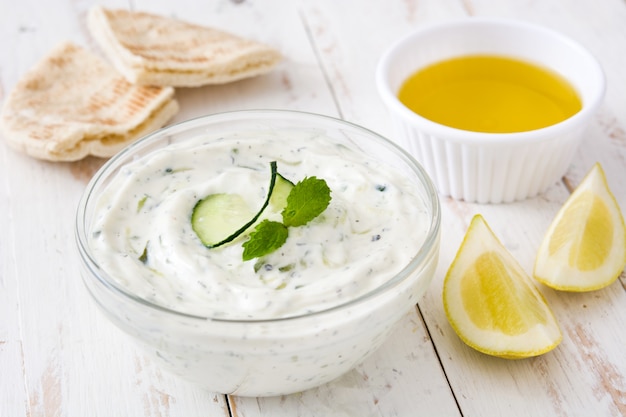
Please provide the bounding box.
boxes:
[534,163,626,291]
[443,215,562,359]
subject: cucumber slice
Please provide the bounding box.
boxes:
[191,193,254,247]
[192,161,280,248]
[269,173,294,212]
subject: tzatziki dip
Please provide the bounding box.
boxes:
[89,129,429,320]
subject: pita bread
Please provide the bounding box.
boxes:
[87,6,282,87]
[0,41,178,162]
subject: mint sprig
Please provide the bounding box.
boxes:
[243,173,332,261]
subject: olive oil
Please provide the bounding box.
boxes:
[398,55,582,133]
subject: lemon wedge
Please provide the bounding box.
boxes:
[443,215,562,359]
[534,163,626,291]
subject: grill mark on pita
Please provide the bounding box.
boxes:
[85,79,167,125]
[48,54,74,69]
[30,124,60,141]
[24,77,45,91]
[86,78,128,117]
[125,88,165,118]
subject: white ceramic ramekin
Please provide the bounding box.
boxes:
[376,18,605,204]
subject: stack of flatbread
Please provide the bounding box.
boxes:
[0,6,281,162]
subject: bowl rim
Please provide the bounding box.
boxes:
[75,109,442,324]
[375,17,606,145]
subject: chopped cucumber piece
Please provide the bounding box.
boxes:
[269,173,294,212]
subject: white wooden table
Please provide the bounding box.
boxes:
[1,0,625,416]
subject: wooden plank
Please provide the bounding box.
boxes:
[0,193,27,417]
[0,45,28,411]
[0,0,228,416]
[0,341,28,417]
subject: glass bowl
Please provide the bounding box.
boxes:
[75,110,441,397]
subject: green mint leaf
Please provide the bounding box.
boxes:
[282,176,332,227]
[242,220,288,261]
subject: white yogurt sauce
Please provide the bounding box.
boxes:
[89,129,429,319]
